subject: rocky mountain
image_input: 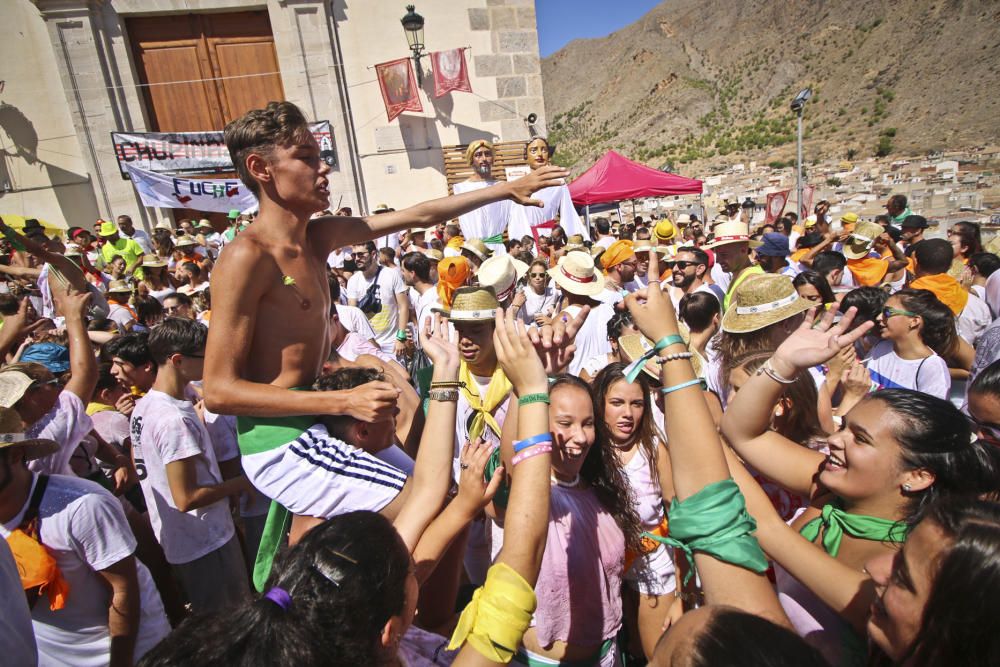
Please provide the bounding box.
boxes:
[540,0,1000,175]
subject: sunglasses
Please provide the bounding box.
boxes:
[529,272,546,278]
[29,378,61,390]
[665,260,702,269]
[881,307,917,319]
[351,251,370,258]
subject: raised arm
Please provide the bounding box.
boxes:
[309,165,568,254]
[53,287,98,403]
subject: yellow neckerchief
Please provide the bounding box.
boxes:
[447,235,465,250]
[86,401,116,416]
[459,360,512,442]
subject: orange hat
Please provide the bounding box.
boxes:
[601,240,636,270]
[437,256,471,308]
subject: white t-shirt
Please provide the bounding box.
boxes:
[563,302,615,375]
[710,262,732,295]
[130,390,235,564]
[0,474,169,667]
[595,287,624,306]
[327,248,349,269]
[519,285,561,325]
[106,302,135,330]
[867,340,951,400]
[958,293,992,346]
[336,303,378,341]
[595,236,615,250]
[455,373,512,478]
[28,391,94,477]
[0,537,36,666]
[346,267,407,353]
[412,285,440,335]
[90,409,130,450]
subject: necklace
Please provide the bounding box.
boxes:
[550,472,580,488]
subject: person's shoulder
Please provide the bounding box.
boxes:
[42,473,114,513]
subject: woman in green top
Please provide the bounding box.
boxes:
[721,310,999,664]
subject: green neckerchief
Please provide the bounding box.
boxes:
[799,502,908,557]
[891,208,914,225]
[482,233,504,245]
[648,478,768,585]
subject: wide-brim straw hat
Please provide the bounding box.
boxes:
[676,213,692,226]
[461,239,492,262]
[618,334,663,380]
[721,273,814,333]
[0,405,58,460]
[425,248,444,261]
[175,235,199,248]
[141,254,167,268]
[548,251,606,297]
[842,221,884,260]
[106,279,132,294]
[704,221,762,250]
[432,285,499,321]
[154,221,174,232]
[653,219,678,243]
[477,255,520,302]
[564,234,586,252]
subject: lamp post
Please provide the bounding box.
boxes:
[401,5,426,85]
[742,196,755,225]
[790,88,812,219]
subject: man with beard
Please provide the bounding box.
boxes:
[665,246,721,310]
[452,140,511,256]
[704,221,762,312]
[597,239,637,306]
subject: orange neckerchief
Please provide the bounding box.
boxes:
[910,273,969,315]
[437,256,471,308]
[790,248,809,263]
[847,257,890,286]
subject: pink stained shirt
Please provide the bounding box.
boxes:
[532,484,625,647]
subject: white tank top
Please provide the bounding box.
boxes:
[622,443,664,529]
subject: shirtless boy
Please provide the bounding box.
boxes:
[202,102,566,577]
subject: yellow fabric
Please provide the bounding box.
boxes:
[465,140,494,165]
[847,257,890,286]
[437,257,471,308]
[6,529,69,611]
[448,562,537,662]
[602,240,635,269]
[85,402,115,417]
[910,274,969,316]
[459,361,511,443]
[446,235,465,250]
[723,265,764,312]
[790,248,808,263]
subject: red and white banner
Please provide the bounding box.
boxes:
[800,185,815,220]
[430,48,472,98]
[765,190,789,224]
[376,58,423,122]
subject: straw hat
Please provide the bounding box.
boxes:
[676,214,692,226]
[196,219,214,230]
[842,221,884,260]
[97,221,119,237]
[548,251,606,296]
[106,279,132,294]
[721,273,814,333]
[633,240,669,257]
[154,221,174,232]
[0,405,58,460]
[432,286,499,321]
[64,244,82,258]
[141,254,167,268]
[618,334,662,380]
[477,255,521,302]
[425,248,444,261]
[653,219,678,243]
[373,203,391,214]
[564,234,586,252]
[460,239,492,262]
[175,235,199,248]
[704,222,761,249]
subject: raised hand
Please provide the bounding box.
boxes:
[455,439,504,515]
[527,305,587,375]
[493,307,549,395]
[506,165,569,207]
[419,313,460,373]
[53,284,92,322]
[623,245,680,343]
[770,305,874,379]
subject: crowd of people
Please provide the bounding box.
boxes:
[1,100,999,667]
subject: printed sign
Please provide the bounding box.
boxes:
[125,163,257,213]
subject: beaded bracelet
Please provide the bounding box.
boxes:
[511,444,552,467]
[660,378,705,395]
[428,388,459,402]
[513,432,553,454]
[517,392,550,407]
[656,351,694,364]
[430,380,465,389]
[758,359,795,385]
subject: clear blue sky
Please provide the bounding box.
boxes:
[536,0,664,57]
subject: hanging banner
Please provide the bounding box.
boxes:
[376,58,423,122]
[430,48,472,98]
[111,121,334,178]
[125,163,257,213]
[800,184,815,221]
[765,190,789,225]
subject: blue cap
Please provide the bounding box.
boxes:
[757,232,791,258]
[20,342,71,374]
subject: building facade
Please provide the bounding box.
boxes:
[2,0,545,231]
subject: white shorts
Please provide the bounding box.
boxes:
[241,423,406,519]
[624,543,676,597]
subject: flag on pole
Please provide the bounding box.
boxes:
[800,185,815,220]
[430,48,472,98]
[376,58,423,122]
[765,190,789,225]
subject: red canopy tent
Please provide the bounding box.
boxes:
[568,150,703,206]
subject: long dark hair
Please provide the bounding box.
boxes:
[793,270,836,305]
[949,221,982,259]
[138,512,410,667]
[862,390,1000,524]
[735,352,827,444]
[895,496,1000,666]
[688,607,829,666]
[893,288,956,355]
[593,362,663,485]
[552,375,643,553]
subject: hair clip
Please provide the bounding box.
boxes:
[263,586,292,611]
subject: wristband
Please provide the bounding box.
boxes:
[428,388,459,401]
[660,378,705,395]
[396,329,408,341]
[511,444,552,467]
[758,359,795,384]
[517,392,550,407]
[430,380,464,389]
[513,432,552,454]
[656,351,694,364]
[625,334,686,383]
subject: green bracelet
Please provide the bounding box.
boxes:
[517,393,550,407]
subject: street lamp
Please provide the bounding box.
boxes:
[401,5,426,85]
[741,196,755,224]
[790,88,812,219]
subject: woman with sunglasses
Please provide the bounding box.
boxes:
[517,258,560,327]
[866,288,954,400]
[966,357,1000,448]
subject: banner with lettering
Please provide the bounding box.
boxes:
[376,58,423,122]
[111,121,334,178]
[765,190,789,225]
[125,163,257,213]
[430,48,472,98]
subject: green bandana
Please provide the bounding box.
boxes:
[648,478,769,585]
[799,503,909,557]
